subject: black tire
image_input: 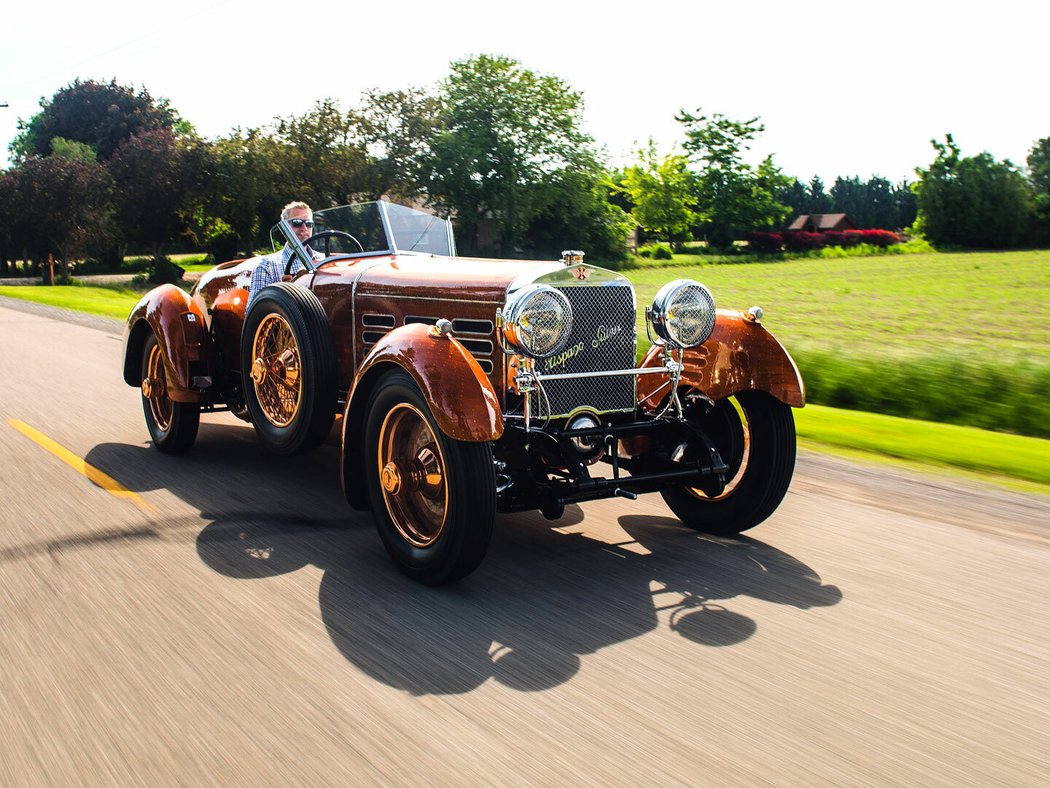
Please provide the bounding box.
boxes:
[241,282,336,455]
[140,332,200,453]
[363,369,495,585]
[661,391,796,536]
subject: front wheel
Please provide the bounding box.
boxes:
[363,369,495,585]
[140,332,200,453]
[661,391,796,535]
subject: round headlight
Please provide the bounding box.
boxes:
[649,280,716,347]
[502,285,574,359]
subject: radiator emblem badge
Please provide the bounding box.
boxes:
[592,324,622,349]
[572,265,592,281]
[544,341,584,372]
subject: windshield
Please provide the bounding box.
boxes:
[269,201,455,257]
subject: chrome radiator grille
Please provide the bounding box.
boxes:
[532,283,636,416]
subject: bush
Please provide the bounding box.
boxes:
[857,229,901,247]
[745,231,783,253]
[638,243,673,259]
[74,256,121,274]
[823,231,861,248]
[121,256,152,273]
[201,217,240,263]
[782,231,822,251]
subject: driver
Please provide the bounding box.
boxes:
[247,200,324,308]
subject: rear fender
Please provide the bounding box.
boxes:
[637,310,805,409]
[122,284,211,403]
[340,323,503,510]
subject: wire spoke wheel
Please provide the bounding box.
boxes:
[251,314,302,428]
[378,403,449,548]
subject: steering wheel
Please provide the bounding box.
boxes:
[305,230,365,258]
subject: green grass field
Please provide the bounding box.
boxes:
[627,250,1050,438]
[628,250,1050,363]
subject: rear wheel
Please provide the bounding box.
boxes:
[661,391,796,535]
[363,369,495,585]
[140,332,199,453]
[241,282,336,455]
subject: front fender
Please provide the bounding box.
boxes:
[340,323,503,511]
[122,284,211,403]
[347,322,503,442]
[637,310,805,408]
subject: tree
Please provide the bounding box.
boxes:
[621,141,697,247]
[10,79,179,162]
[676,108,791,247]
[49,137,98,163]
[427,54,598,256]
[354,87,442,201]
[1,157,115,280]
[272,99,370,208]
[522,162,633,263]
[808,176,832,214]
[914,134,1034,248]
[1028,137,1050,243]
[777,178,809,220]
[107,129,205,281]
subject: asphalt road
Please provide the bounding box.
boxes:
[1,298,1048,786]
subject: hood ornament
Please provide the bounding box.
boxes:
[562,249,589,279]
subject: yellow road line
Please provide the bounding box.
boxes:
[7,419,157,514]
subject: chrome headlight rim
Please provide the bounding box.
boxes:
[501,284,574,359]
[649,279,717,348]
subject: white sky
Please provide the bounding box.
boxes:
[1,0,1045,185]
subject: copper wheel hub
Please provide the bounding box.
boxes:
[143,345,173,431]
[250,315,302,428]
[381,462,402,495]
[377,403,448,548]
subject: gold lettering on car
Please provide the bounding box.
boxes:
[544,342,584,372]
[592,324,622,349]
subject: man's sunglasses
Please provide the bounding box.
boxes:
[288,218,314,228]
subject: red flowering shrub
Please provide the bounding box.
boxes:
[745,231,783,253]
[823,231,854,248]
[782,231,822,251]
[855,229,901,247]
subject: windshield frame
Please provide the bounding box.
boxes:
[270,201,456,272]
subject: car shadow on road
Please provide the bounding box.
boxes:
[86,422,842,696]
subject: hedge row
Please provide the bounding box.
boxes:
[746,229,902,253]
[794,348,1050,440]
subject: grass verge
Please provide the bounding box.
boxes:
[0,284,143,321]
[796,404,1050,490]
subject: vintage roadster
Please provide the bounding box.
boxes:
[123,202,804,583]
